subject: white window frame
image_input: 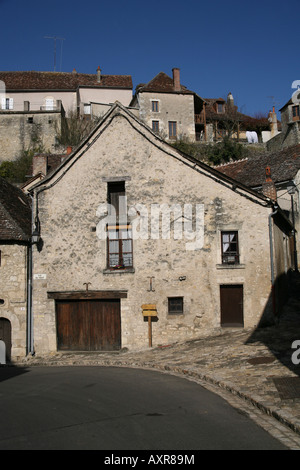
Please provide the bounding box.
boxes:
[1,97,13,110]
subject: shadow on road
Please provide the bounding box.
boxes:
[0,366,29,383]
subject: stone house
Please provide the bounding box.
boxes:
[0,177,31,360]
[27,102,293,356]
[129,68,205,142]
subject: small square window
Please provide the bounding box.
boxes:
[168,297,183,315]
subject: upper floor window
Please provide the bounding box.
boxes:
[168,121,177,139]
[152,101,159,112]
[221,231,239,265]
[152,120,159,133]
[107,225,133,269]
[292,105,300,119]
[1,98,13,110]
[45,98,54,110]
[217,103,224,113]
[107,181,126,218]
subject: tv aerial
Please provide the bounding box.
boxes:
[44,36,65,72]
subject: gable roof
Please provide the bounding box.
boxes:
[0,177,31,242]
[135,71,194,95]
[215,144,300,188]
[30,102,272,208]
[0,71,133,91]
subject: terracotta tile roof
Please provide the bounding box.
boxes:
[204,98,258,123]
[137,72,194,94]
[0,71,132,91]
[215,144,300,187]
[0,177,31,242]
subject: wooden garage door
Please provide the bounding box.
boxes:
[56,299,121,351]
[220,285,244,327]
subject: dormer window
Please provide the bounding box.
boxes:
[217,103,224,113]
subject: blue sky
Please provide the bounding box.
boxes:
[0,0,298,117]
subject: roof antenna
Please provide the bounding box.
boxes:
[44,36,65,72]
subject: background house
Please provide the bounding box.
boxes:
[266,98,300,151]
[215,144,300,271]
[0,68,133,161]
[129,68,205,142]
[129,68,273,144]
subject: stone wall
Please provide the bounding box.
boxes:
[31,109,292,354]
[0,111,62,162]
[0,243,28,358]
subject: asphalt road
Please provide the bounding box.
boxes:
[0,366,288,450]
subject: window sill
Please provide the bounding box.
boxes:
[216,264,245,270]
[103,268,135,274]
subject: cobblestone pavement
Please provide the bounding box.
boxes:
[12,276,300,450]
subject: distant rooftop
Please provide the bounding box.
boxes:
[0,70,133,91]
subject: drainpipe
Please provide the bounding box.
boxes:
[269,204,279,319]
[27,194,35,356]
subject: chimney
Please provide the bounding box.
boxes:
[262,166,277,201]
[227,92,234,108]
[97,66,101,83]
[32,155,47,176]
[172,68,181,92]
[66,146,72,155]
[270,106,278,138]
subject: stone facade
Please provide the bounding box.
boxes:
[0,244,28,359]
[29,104,293,355]
[137,91,196,142]
[130,69,201,142]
